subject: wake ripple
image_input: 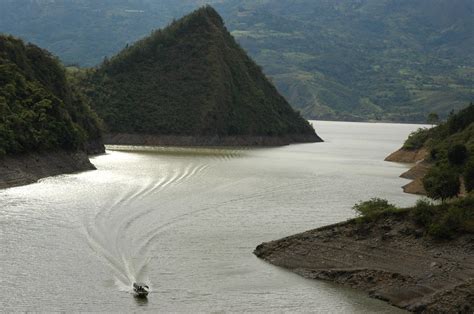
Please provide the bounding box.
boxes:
[82,159,210,290]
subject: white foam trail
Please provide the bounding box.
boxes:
[118,163,209,238]
[82,223,130,284]
[115,277,132,293]
[82,157,216,294]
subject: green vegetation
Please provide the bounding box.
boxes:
[427,112,440,126]
[423,167,461,201]
[353,198,398,222]
[354,196,474,239]
[0,35,103,156]
[448,144,468,166]
[404,105,474,153]
[412,198,474,239]
[356,103,474,239]
[78,7,318,139]
[1,0,472,122]
[402,128,433,150]
[400,103,474,200]
[464,161,474,193]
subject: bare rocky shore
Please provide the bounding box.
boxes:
[385,148,428,164]
[0,151,96,189]
[254,213,474,313]
[104,133,323,147]
[385,148,430,195]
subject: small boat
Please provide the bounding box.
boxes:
[133,282,149,298]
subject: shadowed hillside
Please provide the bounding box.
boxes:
[79,6,321,145]
[0,34,103,156]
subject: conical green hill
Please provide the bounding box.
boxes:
[84,6,322,145]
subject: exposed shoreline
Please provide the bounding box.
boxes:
[385,147,430,195]
[104,133,323,147]
[254,212,474,313]
[0,151,96,190]
[0,133,319,190]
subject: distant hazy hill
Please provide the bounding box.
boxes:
[0,35,103,156]
[227,0,473,122]
[79,7,320,145]
[1,0,472,122]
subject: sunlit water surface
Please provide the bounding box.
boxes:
[0,121,423,312]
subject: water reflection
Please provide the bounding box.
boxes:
[134,296,149,307]
[107,145,247,159]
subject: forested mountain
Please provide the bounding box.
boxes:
[0,35,103,156]
[78,7,319,143]
[1,0,472,122]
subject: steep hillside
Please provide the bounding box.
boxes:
[1,0,472,122]
[0,35,104,188]
[0,34,104,155]
[80,7,321,145]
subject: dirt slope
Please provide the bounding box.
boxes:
[255,213,474,313]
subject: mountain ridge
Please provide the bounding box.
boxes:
[1,0,471,122]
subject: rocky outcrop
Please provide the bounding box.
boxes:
[254,213,474,313]
[104,133,322,147]
[0,151,96,189]
[385,148,430,195]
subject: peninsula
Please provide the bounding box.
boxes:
[255,105,474,312]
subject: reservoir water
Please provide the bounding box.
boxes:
[0,121,423,312]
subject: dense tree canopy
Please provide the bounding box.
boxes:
[0,35,103,156]
[423,166,461,201]
[79,7,319,140]
[404,103,474,200]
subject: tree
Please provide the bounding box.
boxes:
[423,166,460,201]
[464,160,474,192]
[448,144,468,166]
[427,112,439,126]
[353,198,396,219]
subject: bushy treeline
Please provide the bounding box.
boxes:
[354,104,474,239]
[402,104,474,200]
[0,35,103,156]
[79,7,316,138]
[353,196,474,239]
[404,104,474,150]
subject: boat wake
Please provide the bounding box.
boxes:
[82,156,211,293]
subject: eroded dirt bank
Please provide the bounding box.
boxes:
[385,148,430,195]
[385,148,428,164]
[254,213,474,313]
[0,151,95,189]
[104,133,323,147]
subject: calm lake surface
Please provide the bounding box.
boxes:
[0,121,423,312]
